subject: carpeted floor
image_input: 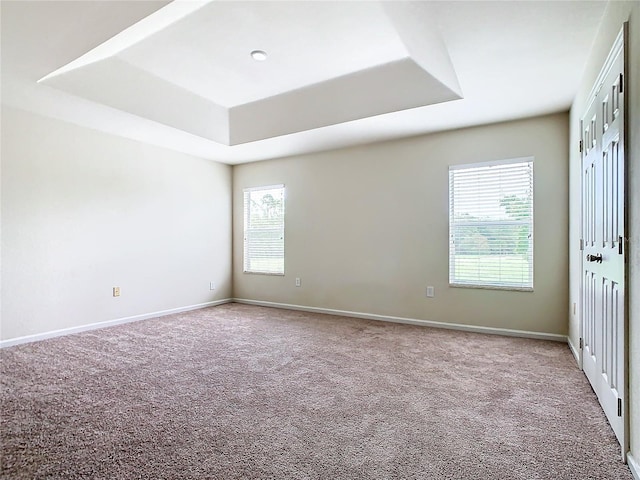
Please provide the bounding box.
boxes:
[0,303,632,479]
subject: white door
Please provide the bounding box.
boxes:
[580,28,627,452]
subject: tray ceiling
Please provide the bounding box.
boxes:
[1,1,607,163]
[38,1,462,145]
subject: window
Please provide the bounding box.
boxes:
[243,185,285,275]
[449,158,533,290]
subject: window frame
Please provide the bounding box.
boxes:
[448,157,534,291]
[243,184,285,276]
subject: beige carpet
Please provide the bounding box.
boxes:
[0,303,632,479]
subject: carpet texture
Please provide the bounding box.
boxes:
[0,303,632,479]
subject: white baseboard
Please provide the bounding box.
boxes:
[628,453,640,480]
[568,338,582,368]
[3,297,568,348]
[0,299,233,348]
[233,298,568,342]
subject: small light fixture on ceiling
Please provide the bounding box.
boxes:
[250,50,267,61]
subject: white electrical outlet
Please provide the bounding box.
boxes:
[210,282,216,290]
[426,286,435,298]
[113,286,121,297]
[295,277,301,287]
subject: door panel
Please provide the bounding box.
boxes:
[581,95,600,390]
[580,37,626,449]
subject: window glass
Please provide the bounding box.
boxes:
[449,159,533,290]
[243,185,285,275]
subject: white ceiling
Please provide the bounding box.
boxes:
[1,1,608,164]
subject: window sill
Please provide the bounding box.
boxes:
[449,283,533,292]
[243,271,285,276]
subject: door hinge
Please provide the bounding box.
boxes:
[579,140,583,153]
[618,398,623,417]
[619,236,623,254]
[619,73,624,93]
[580,239,584,251]
[579,337,583,349]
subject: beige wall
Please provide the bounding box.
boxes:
[0,106,232,341]
[568,0,640,465]
[233,113,569,336]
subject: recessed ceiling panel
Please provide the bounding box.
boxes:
[118,1,411,107]
[37,0,463,145]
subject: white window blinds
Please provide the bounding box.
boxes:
[449,158,534,290]
[243,185,285,275]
